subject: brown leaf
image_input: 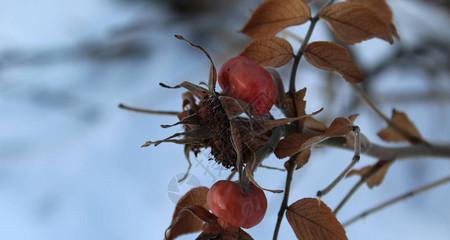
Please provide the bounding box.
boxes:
[275,133,308,159]
[377,109,424,144]
[303,117,327,132]
[278,88,307,118]
[324,117,353,137]
[241,0,311,39]
[294,88,307,129]
[347,161,392,188]
[166,187,210,240]
[240,37,294,67]
[295,149,311,169]
[319,2,394,44]
[287,198,347,240]
[304,41,363,83]
[348,0,399,39]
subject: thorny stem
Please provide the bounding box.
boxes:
[317,126,361,198]
[118,103,179,116]
[272,158,296,240]
[343,175,450,226]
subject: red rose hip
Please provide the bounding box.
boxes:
[207,180,267,229]
[218,56,277,116]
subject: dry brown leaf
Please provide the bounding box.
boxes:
[303,117,327,132]
[304,41,363,83]
[377,109,424,144]
[348,0,399,39]
[279,88,307,119]
[166,187,209,240]
[275,133,308,159]
[287,198,347,240]
[349,0,392,22]
[319,2,394,44]
[324,117,353,137]
[240,37,294,67]
[295,149,311,169]
[347,161,391,188]
[294,88,307,129]
[241,0,311,39]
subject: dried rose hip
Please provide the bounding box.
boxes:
[207,180,267,229]
[218,56,277,116]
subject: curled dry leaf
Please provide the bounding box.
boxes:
[304,41,363,83]
[278,88,307,119]
[324,117,353,137]
[286,198,347,240]
[319,2,394,44]
[166,187,210,240]
[240,37,294,67]
[377,109,424,144]
[275,116,354,159]
[303,117,327,132]
[295,149,311,170]
[241,0,311,39]
[275,133,308,159]
[347,160,392,188]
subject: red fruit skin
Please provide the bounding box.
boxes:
[218,56,277,116]
[207,180,267,229]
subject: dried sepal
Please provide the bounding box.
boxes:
[241,0,311,39]
[240,37,294,67]
[160,81,210,99]
[319,2,394,44]
[304,41,363,83]
[174,35,218,92]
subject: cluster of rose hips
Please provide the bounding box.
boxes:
[205,55,278,229]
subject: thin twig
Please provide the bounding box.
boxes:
[272,158,296,240]
[317,126,361,198]
[334,177,365,215]
[260,164,286,172]
[334,160,390,214]
[118,103,179,116]
[343,175,450,226]
[351,85,390,123]
[351,84,427,144]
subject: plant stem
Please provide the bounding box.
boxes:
[343,175,450,226]
[334,160,391,214]
[289,16,320,93]
[323,137,450,161]
[118,103,179,116]
[272,158,296,240]
[317,126,361,198]
[334,177,365,215]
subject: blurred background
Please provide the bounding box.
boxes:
[0,0,449,239]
